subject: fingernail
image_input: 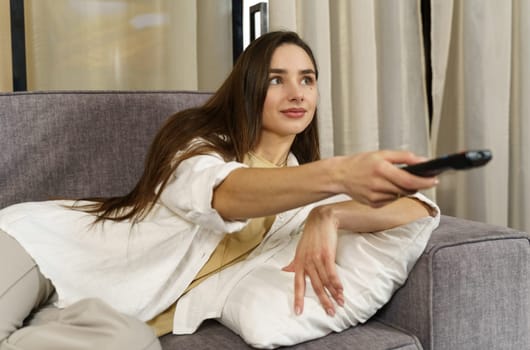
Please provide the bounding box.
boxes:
[327,308,335,316]
[295,306,301,315]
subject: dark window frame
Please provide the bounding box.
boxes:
[232,0,243,64]
[421,0,433,126]
[10,0,27,91]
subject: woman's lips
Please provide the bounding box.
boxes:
[281,108,306,118]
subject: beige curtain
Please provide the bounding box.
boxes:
[15,0,231,92]
[270,0,529,232]
[431,0,529,232]
[269,0,432,176]
[268,0,335,158]
[0,0,12,91]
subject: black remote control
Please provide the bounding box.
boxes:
[402,149,492,177]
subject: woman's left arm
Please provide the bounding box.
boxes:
[326,196,436,233]
[283,197,436,317]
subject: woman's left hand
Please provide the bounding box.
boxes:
[282,205,344,316]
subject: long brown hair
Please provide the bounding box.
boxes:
[83,31,321,222]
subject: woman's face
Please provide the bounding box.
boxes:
[260,44,318,143]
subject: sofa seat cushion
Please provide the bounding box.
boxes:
[159,319,422,350]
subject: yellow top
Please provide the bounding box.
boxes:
[147,152,281,336]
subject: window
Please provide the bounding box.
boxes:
[232,0,268,62]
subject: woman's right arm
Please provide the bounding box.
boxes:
[213,150,438,220]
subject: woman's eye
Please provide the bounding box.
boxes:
[301,76,315,85]
[269,77,281,85]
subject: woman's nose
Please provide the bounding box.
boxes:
[287,81,304,102]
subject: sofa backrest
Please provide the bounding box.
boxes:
[0,90,211,209]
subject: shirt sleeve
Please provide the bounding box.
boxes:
[159,153,249,233]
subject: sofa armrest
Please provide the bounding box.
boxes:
[374,215,530,350]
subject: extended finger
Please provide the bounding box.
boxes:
[313,255,342,304]
[306,264,335,316]
[320,257,344,306]
[293,264,306,315]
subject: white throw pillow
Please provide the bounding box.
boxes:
[219,214,439,349]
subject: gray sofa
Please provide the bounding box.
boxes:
[1,90,528,350]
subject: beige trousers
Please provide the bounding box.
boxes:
[0,229,161,350]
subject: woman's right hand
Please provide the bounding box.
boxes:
[331,150,438,208]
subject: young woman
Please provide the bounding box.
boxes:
[0,31,438,349]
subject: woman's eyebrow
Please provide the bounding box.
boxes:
[268,68,316,75]
[300,69,316,75]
